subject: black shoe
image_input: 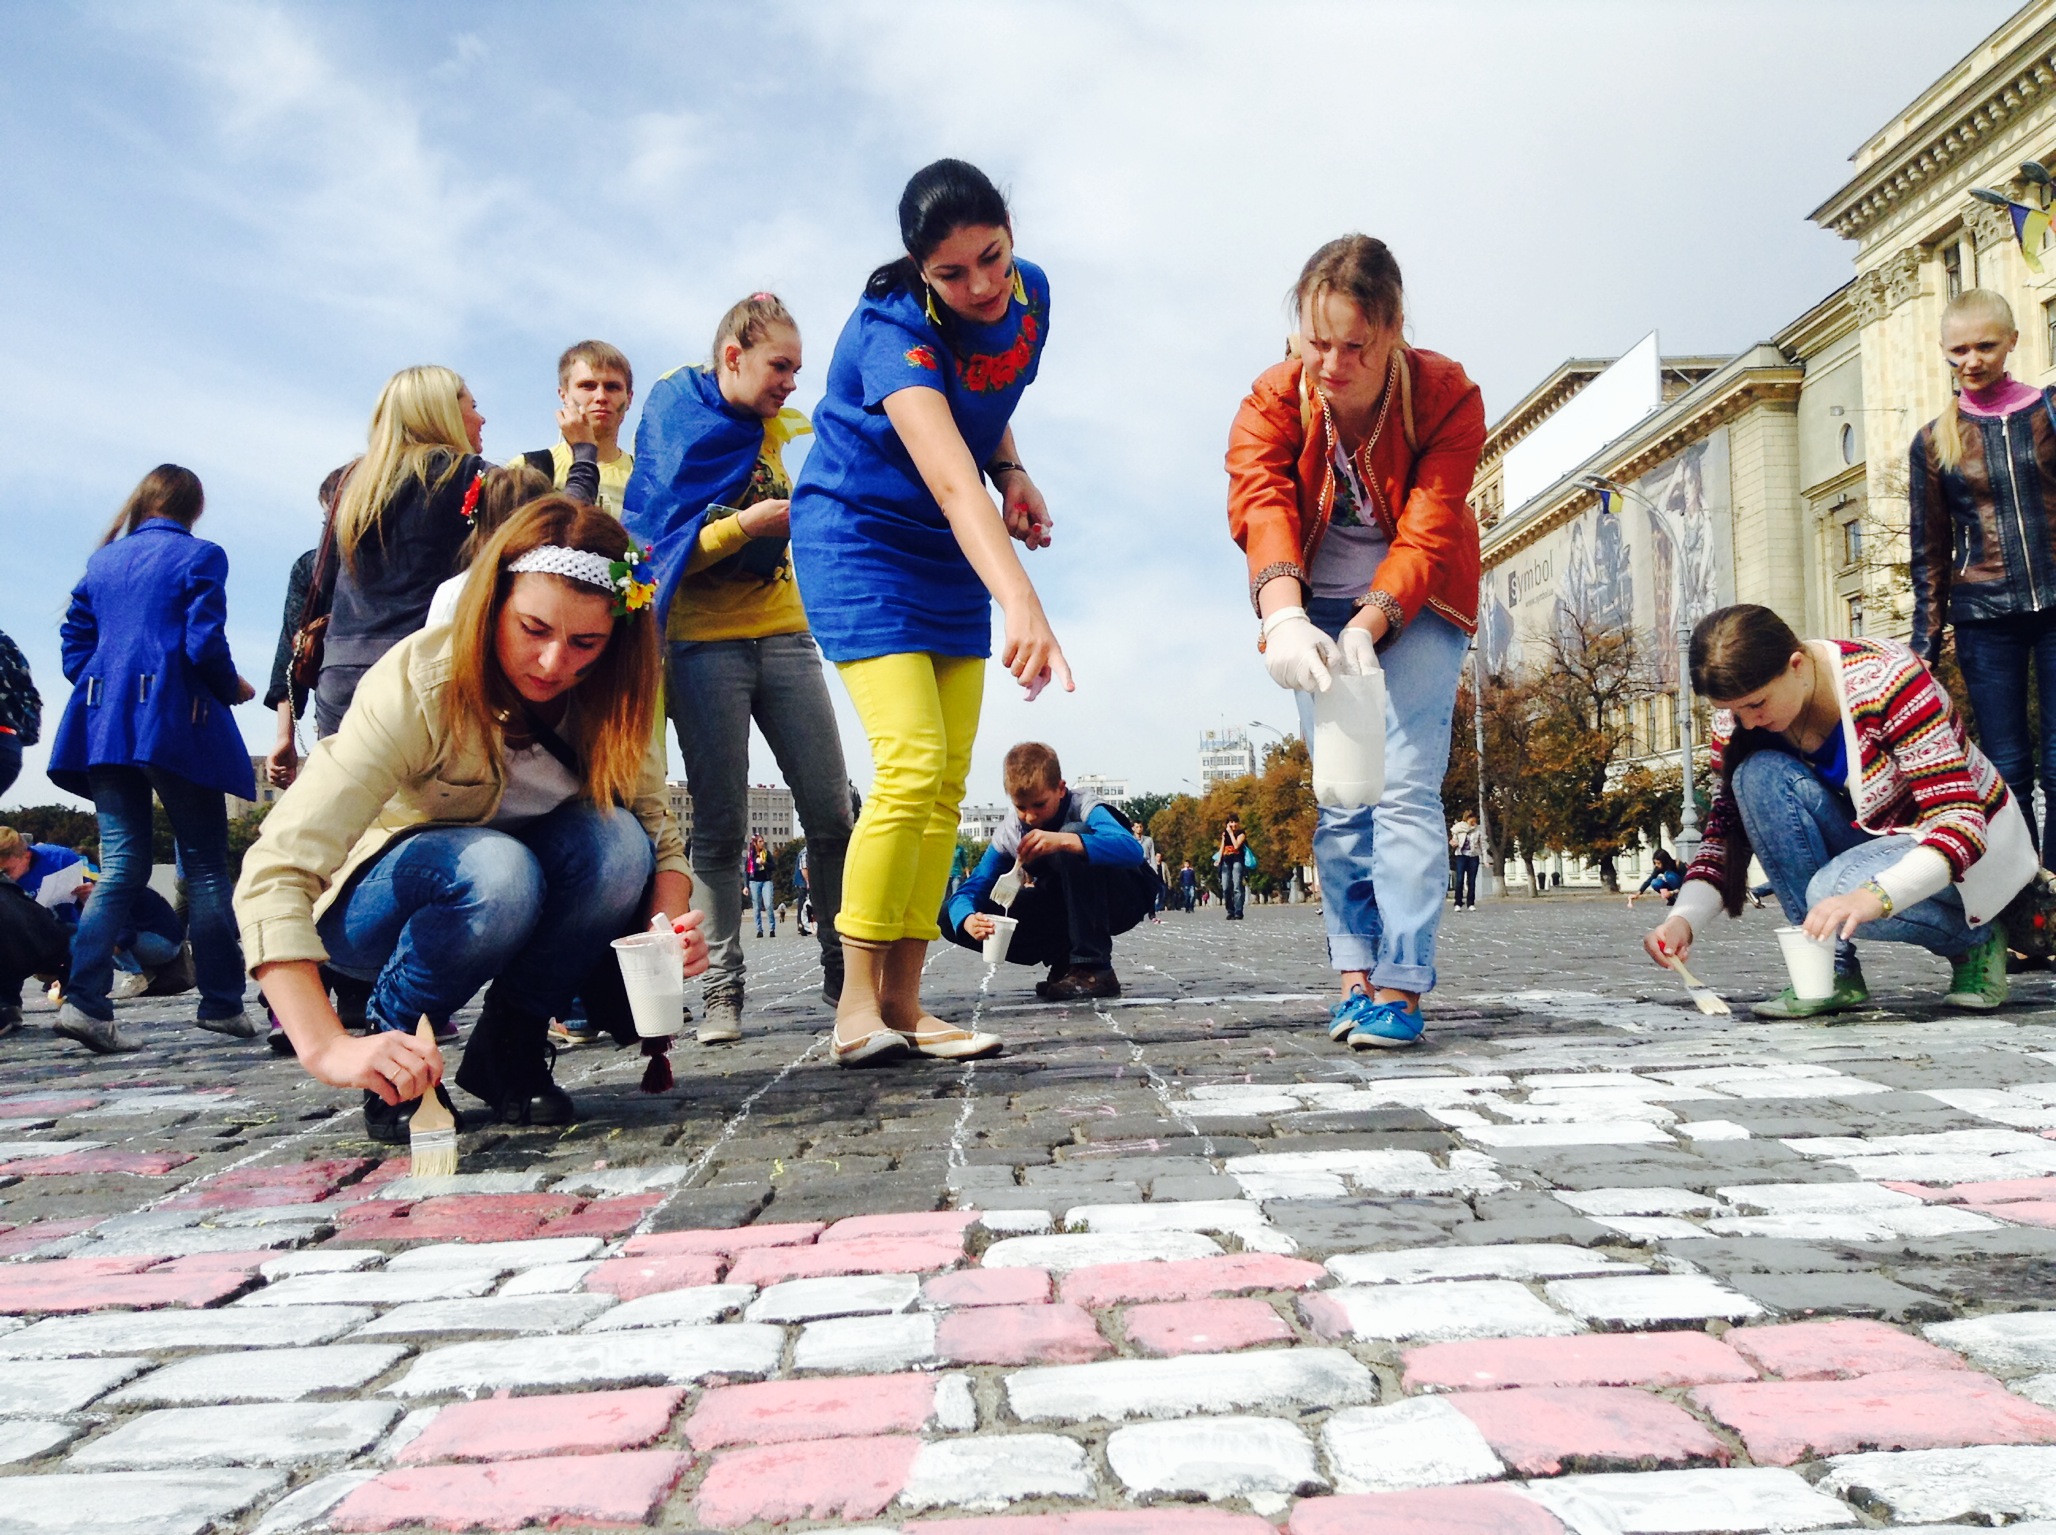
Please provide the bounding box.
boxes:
[362,1084,466,1145]
[1034,963,1068,1000]
[0,1004,19,1038]
[1042,965,1122,1001]
[822,950,845,1009]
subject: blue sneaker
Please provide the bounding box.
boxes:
[1348,998,1424,1050]
[1327,987,1373,1042]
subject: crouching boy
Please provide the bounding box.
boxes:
[942,743,1162,1000]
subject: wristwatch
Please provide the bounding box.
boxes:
[984,458,1026,485]
[1861,879,1895,917]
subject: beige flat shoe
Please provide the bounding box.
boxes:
[832,1026,911,1067]
[899,1024,1003,1060]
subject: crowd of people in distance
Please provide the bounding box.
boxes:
[6,155,2055,1141]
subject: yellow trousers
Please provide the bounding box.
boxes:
[835,652,984,943]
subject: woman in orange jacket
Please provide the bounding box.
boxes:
[1226,235,1484,1050]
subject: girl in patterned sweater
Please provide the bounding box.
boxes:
[1642,604,2036,1018]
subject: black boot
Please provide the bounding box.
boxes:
[362,1083,465,1145]
[456,989,576,1127]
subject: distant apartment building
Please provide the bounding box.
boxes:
[1071,775,1129,802]
[664,781,798,853]
[225,756,288,821]
[958,804,1010,842]
[1199,729,1256,790]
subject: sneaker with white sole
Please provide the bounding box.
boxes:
[1327,987,1373,1042]
[698,994,743,1044]
[54,1004,142,1055]
[110,971,151,1001]
[1945,923,2009,1010]
[195,1009,263,1040]
[1347,998,1425,1049]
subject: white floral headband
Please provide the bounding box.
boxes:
[508,544,656,617]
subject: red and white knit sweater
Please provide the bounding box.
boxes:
[1674,638,2036,934]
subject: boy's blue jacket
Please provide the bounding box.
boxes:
[945,790,1145,933]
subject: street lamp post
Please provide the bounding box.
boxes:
[1577,474,1702,867]
[1470,638,1503,898]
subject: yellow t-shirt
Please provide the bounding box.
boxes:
[667,408,813,643]
[544,441,635,519]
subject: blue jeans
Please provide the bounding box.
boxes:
[115,931,183,974]
[1219,858,1246,917]
[1295,601,1471,993]
[317,801,652,1033]
[750,879,775,935]
[73,765,244,1022]
[1730,749,1978,964]
[1954,612,2056,855]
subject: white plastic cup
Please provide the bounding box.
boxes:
[612,930,685,1038]
[1311,669,1387,809]
[982,916,1019,967]
[1775,925,1836,1000]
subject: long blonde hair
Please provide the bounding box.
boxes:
[335,365,473,570]
[445,496,660,811]
[1933,288,2019,473]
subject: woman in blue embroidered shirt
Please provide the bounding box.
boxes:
[791,158,1072,1066]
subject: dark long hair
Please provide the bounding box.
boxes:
[865,158,1011,302]
[100,465,205,546]
[1689,604,1801,702]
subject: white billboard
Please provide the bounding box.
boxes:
[1501,332,1662,515]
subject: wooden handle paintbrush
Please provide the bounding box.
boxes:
[1660,951,1732,1016]
[407,1016,458,1179]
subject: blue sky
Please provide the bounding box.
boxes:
[0,0,2019,812]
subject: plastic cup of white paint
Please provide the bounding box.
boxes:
[982,917,1019,968]
[1775,925,1836,1000]
[612,931,685,1037]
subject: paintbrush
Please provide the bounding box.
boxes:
[1660,952,1732,1016]
[407,1016,458,1179]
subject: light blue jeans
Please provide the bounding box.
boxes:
[1730,749,1978,965]
[1295,600,1471,993]
[317,801,653,1031]
[750,879,775,935]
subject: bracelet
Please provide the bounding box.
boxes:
[984,458,1026,483]
[1862,879,1896,917]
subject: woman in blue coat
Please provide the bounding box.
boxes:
[48,465,258,1053]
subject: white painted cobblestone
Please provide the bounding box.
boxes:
[385,1323,785,1396]
[980,1232,1223,1272]
[105,1346,408,1406]
[899,1433,1096,1512]
[1556,1188,1727,1218]
[1705,1206,2001,1240]
[548,1165,695,1194]
[745,1273,920,1323]
[1526,1466,1860,1532]
[585,1284,755,1331]
[1713,1181,1916,1214]
[351,1294,615,1337]
[1822,1446,2056,1524]
[933,1372,977,1432]
[1107,1416,1323,1515]
[249,1470,378,1535]
[0,1307,375,1358]
[0,1357,149,1415]
[1320,1397,1505,1493]
[1927,1312,2056,1375]
[372,1171,547,1200]
[258,1251,380,1281]
[497,1261,599,1294]
[237,1270,500,1307]
[0,1467,286,1535]
[976,1210,1053,1235]
[1591,1217,1714,1242]
[1312,1280,1583,1342]
[793,1312,938,1373]
[1005,1348,1376,1422]
[384,1237,602,1271]
[86,1226,322,1258]
[1063,1199,1275,1238]
[1326,1244,1641,1285]
[70,1401,401,1469]
[1544,1273,1766,1327]
[1460,1121,1672,1147]
[0,1419,76,1464]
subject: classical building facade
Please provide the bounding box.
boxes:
[1473,1,2056,886]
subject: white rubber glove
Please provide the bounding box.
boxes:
[1338,625,1381,677]
[1262,606,1338,693]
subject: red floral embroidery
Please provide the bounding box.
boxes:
[459,469,484,521]
[956,312,1041,394]
[904,345,940,372]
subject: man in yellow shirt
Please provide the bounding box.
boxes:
[523,341,635,517]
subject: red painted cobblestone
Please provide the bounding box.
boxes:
[1985,1201,2056,1227]
[1122,1297,1294,1356]
[397,1386,684,1463]
[1059,1253,1325,1309]
[1692,1367,2056,1464]
[0,1148,194,1176]
[693,1434,919,1527]
[726,1234,965,1286]
[924,1267,1053,1309]
[822,1211,981,1243]
[909,1512,1284,1535]
[1289,1489,1567,1535]
[1451,1384,1728,1474]
[1726,1319,1969,1380]
[685,1373,936,1449]
[0,1266,252,1314]
[937,1302,1110,1365]
[161,1158,372,1210]
[0,1096,100,1117]
[332,1449,692,1530]
[0,1255,159,1282]
[1889,1177,2056,1204]
[622,1222,825,1258]
[1402,1331,1759,1393]
[0,1218,101,1259]
[583,1254,725,1299]
[152,1251,275,1275]
[537,1194,665,1238]
[334,1193,581,1243]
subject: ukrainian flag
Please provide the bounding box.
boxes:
[2010,200,2052,274]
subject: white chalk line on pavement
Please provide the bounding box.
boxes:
[631,1033,826,1236]
[1091,1000,1215,1158]
[945,968,996,1171]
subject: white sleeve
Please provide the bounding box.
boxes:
[1670,878,1725,935]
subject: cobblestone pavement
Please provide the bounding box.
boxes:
[7,896,2056,1532]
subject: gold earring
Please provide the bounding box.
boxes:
[923,284,943,326]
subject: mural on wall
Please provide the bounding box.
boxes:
[1488,427,1733,686]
